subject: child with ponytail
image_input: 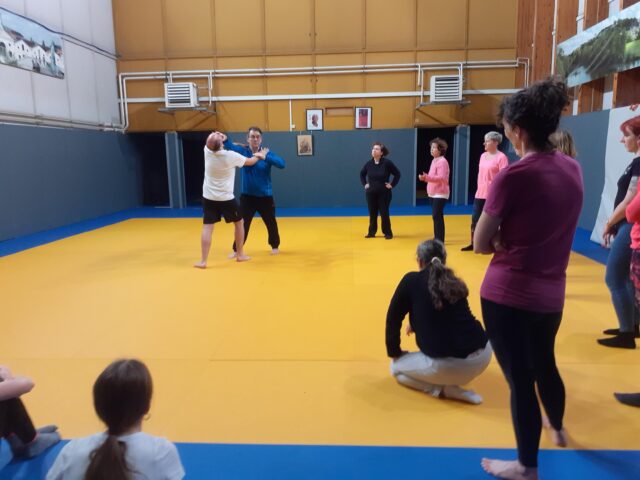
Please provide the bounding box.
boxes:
[47,359,184,480]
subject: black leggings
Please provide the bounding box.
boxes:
[0,397,37,443]
[430,198,446,242]
[481,298,565,468]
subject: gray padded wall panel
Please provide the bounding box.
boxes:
[225,129,416,208]
[560,109,609,231]
[0,124,142,241]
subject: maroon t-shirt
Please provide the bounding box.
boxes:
[480,150,584,313]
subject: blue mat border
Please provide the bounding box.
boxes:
[1,206,608,265]
[1,441,638,479]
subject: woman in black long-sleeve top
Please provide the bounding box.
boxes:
[360,142,400,239]
[386,239,492,404]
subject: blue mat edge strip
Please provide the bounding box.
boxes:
[1,206,609,265]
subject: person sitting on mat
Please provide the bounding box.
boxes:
[0,364,60,459]
[385,239,492,404]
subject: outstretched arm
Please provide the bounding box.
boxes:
[385,277,411,358]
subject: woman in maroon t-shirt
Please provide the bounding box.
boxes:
[473,79,584,480]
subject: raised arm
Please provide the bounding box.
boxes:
[243,147,269,166]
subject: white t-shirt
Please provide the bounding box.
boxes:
[46,432,185,480]
[202,147,247,201]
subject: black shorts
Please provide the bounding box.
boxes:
[202,197,242,224]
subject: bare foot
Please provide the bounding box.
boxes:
[542,415,567,447]
[236,255,251,262]
[481,459,537,480]
[270,248,280,255]
[227,252,237,259]
[194,261,207,269]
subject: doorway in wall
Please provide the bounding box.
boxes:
[181,131,210,206]
[416,127,455,205]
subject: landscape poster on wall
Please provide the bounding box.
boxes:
[0,8,65,79]
[556,4,640,88]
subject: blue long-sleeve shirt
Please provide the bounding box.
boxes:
[223,139,286,197]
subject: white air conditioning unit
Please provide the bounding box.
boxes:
[164,82,199,108]
[429,75,462,103]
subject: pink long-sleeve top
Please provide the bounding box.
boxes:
[422,156,450,198]
[475,151,509,199]
[626,189,640,249]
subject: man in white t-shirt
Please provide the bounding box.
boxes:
[194,131,267,268]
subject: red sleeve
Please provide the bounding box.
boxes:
[626,190,640,223]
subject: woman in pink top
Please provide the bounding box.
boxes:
[474,79,583,480]
[418,138,450,242]
[461,131,509,251]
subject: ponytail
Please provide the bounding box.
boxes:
[85,434,131,480]
[417,240,468,310]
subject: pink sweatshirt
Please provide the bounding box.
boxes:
[626,189,640,249]
[422,156,450,198]
[475,151,509,199]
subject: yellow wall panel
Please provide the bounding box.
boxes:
[215,56,264,69]
[265,55,313,68]
[266,77,314,95]
[315,53,364,67]
[316,75,364,94]
[366,0,416,50]
[290,100,316,131]
[417,0,467,50]
[416,50,466,62]
[165,58,216,71]
[215,78,266,96]
[365,52,415,64]
[113,0,165,59]
[466,69,515,90]
[315,0,364,52]
[365,98,415,128]
[215,102,267,131]
[264,0,312,54]
[118,60,168,74]
[214,0,264,55]
[126,80,165,99]
[468,0,516,48]
[365,72,415,92]
[266,101,293,131]
[163,0,214,57]
[467,49,517,61]
[468,0,517,49]
[127,104,185,131]
[459,94,503,124]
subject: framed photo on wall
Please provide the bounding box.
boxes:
[306,109,323,130]
[355,107,372,129]
[297,134,313,156]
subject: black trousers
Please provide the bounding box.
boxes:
[430,197,446,242]
[233,194,280,251]
[365,189,392,236]
[466,198,486,243]
[481,298,565,468]
[0,397,36,443]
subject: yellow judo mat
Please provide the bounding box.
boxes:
[1,215,639,452]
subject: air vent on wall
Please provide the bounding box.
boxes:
[429,75,462,103]
[164,82,199,109]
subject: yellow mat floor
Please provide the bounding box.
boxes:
[1,215,638,450]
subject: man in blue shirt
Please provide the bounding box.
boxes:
[224,126,286,255]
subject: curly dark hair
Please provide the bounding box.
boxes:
[430,138,448,156]
[497,78,569,151]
